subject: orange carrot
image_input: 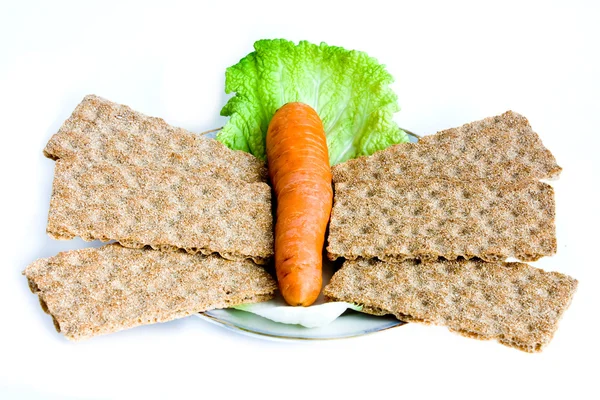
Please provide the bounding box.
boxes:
[266,102,333,306]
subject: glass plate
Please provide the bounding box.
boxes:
[196,308,404,341]
[195,129,418,340]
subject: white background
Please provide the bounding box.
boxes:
[1,1,598,399]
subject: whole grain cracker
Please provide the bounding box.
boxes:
[333,111,561,184]
[324,258,577,352]
[327,178,556,262]
[44,95,267,183]
[47,158,274,263]
[23,244,277,341]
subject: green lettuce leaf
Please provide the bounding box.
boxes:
[217,39,408,165]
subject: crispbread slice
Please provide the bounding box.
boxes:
[327,178,556,262]
[44,95,267,183]
[332,111,561,184]
[47,158,274,263]
[23,244,277,341]
[324,258,577,352]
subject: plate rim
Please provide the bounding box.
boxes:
[196,310,407,341]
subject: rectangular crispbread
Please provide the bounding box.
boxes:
[332,111,561,184]
[327,178,556,262]
[324,258,577,352]
[47,158,274,263]
[23,244,277,341]
[44,95,267,183]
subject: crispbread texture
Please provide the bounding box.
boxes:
[332,111,561,184]
[47,158,274,263]
[327,178,556,262]
[44,94,267,183]
[23,244,277,341]
[324,258,577,352]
